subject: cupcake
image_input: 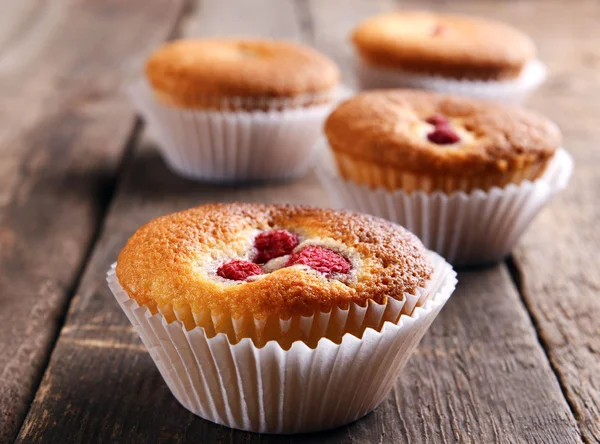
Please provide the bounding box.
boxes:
[128,38,341,181]
[319,90,573,265]
[352,12,546,103]
[107,203,456,433]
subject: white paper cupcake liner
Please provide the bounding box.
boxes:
[127,80,341,182]
[355,59,547,104]
[107,252,456,434]
[318,148,573,266]
[168,264,435,350]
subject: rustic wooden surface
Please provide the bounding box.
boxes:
[0,0,186,442]
[510,3,600,442]
[1,0,598,443]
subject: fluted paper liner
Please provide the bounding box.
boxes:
[356,59,547,104]
[161,262,438,350]
[107,252,456,433]
[127,80,340,182]
[318,148,573,266]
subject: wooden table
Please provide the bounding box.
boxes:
[1,0,598,442]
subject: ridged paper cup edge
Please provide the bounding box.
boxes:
[124,79,347,182]
[317,146,573,265]
[106,253,456,433]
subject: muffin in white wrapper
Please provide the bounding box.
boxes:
[127,80,337,182]
[107,251,456,434]
[352,12,545,104]
[355,59,547,105]
[137,38,345,182]
[318,148,573,266]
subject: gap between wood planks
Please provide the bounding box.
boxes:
[13,118,143,429]
[6,2,190,439]
[505,256,585,440]
[32,0,198,359]
[293,0,316,45]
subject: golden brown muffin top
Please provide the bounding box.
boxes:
[325,90,560,176]
[352,12,536,80]
[145,38,340,104]
[116,203,432,319]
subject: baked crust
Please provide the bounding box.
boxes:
[352,12,535,81]
[145,38,340,109]
[325,90,560,190]
[116,203,432,319]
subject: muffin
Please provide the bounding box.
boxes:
[146,39,340,111]
[325,89,560,193]
[116,203,436,346]
[107,203,457,433]
[352,12,546,103]
[128,38,341,181]
[318,90,572,265]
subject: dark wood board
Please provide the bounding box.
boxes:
[15,0,586,443]
[511,1,600,441]
[0,0,186,442]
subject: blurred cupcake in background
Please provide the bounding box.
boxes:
[352,12,546,104]
[318,90,573,265]
[128,38,340,182]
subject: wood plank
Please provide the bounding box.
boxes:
[17,0,583,442]
[507,1,600,442]
[0,0,186,442]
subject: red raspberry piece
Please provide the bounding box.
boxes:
[217,260,264,281]
[254,230,299,263]
[427,126,461,145]
[431,24,445,36]
[425,114,449,126]
[286,246,351,275]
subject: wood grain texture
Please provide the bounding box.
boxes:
[369,267,580,443]
[13,0,589,443]
[0,0,186,442]
[508,1,600,442]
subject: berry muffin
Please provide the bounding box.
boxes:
[107,203,457,432]
[325,89,560,193]
[319,90,572,265]
[115,203,435,347]
[352,12,545,102]
[128,38,341,181]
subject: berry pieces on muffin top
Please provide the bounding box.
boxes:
[116,203,432,319]
[325,89,561,192]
